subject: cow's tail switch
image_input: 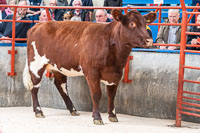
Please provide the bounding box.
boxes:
[23,59,33,90]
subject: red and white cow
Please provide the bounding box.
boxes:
[23,9,156,125]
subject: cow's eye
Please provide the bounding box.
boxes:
[129,22,136,28]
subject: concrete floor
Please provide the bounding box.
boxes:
[0,107,199,133]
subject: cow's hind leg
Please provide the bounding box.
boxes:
[53,71,79,116]
[107,85,118,122]
[30,67,46,118]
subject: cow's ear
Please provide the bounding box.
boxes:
[112,9,123,21]
[143,12,157,23]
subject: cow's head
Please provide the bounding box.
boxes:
[112,9,156,48]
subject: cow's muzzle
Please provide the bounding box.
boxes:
[146,39,153,47]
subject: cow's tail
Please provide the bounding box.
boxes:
[23,59,33,91]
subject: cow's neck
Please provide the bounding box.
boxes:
[110,22,132,69]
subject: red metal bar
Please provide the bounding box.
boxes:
[7,7,17,76]
[181,111,200,117]
[158,9,162,31]
[0,19,39,23]
[187,3,199,23]
[183,90,200,96]
[0,37,26,41]
[149,23,181,26]
[153,43,180,46]
[45,8,51,21]
[154,3,162,13]
[180,0,186,11]
[182,101,200,108]
[176,10,187,127]
[183,65,200,70]
[185,31,200,35]
[185,44,200,48]
[183,96,200,102]
[184,79,200,84]
[122,56,133,83]
[187,12,200,14]
[184,50,200,54]
[182,106,200,113]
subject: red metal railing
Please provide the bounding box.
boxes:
[1,2,200,127]
[176,0,200,127]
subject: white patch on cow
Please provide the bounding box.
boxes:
[34,83,41,88]
[47,64,84,77]
[30,41,49,78]
[101,80,116,86]
[36,106,41,111]
[23,59,33,90]
[72,107,76,111]
[112,108,116,114]
[61,83,68,95]
[74,44,78,47]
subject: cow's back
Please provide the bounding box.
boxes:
[27,21,115,70]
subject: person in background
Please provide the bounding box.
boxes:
[49,0,64,21]
[57,0,68,13]
[187,14,200,50]
[0,0,30,43]
[69,0,93,20]
[70,0,90,21]
[103,0,122,20]
[156,9,181,50]
[0,0,7,20]
[39,9,52,22]
[93,9,112,23]
[27,0,44,26]
[146,25,152,38]
[3,0,16,19]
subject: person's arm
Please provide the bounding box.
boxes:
[156,26,167,49]
[156,26,165,44]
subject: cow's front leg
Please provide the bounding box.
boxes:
[107,85,118,122]
[53,71,79,116]
[86,74,103,125]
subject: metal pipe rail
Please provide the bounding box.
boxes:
[176,0,200,127]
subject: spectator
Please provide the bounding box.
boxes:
[49,0,64,21]
[187,14,200,50]
[0,0,7,20]
[0,0,31,43]
[27,0,45,26]
[39,10,52,22]
[69,0,93,20]
[69,0,93,8]
[146,25,152,38]
[156,9,181,50]
[93,9,112,23]
[3,0,16,19]
[57,0,68,13]
[70,0,90,21]
[103,0,122,13]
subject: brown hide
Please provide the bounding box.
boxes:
[26,9,156,124]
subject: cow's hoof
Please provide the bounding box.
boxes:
[109,116,118,122]
[70,110,80,116]
[35,112,45,118]
[93,120,104,125]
